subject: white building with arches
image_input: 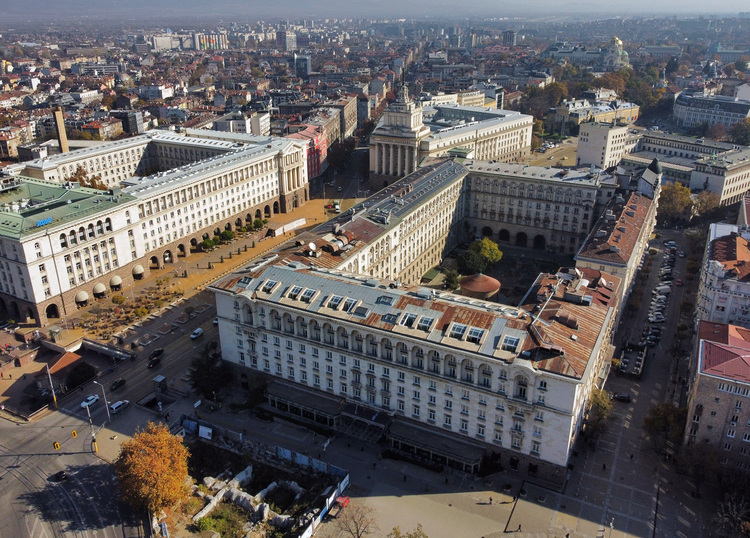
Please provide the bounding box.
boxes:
[210,261,616,487]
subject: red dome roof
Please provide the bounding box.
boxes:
[460,273,501,294]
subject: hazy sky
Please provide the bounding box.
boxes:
[2,0,742,23]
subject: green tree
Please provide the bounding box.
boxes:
[388,524,429,538]
[587,388,613,435]
[642,403,687,455]
[201,239,214,250]
[219,230,234,242]
[111,295,126,305]
[469,238,503,266]
[457,250,486,275]
[189,342,232,399]
[730,118,750,146]
[114,421,190,513]
[658,182,693,224]
[253,218,265,230]
[443,269,460,290]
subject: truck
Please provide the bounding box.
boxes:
[328,496,350,518]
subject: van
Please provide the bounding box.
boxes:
[334,201,341,213]
[110,400,130,414]
[654,285,672,295]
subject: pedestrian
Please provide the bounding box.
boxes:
[517,524,522,532]
[403,475,407,482]
[0,371,3,378]
[630,454,634,460]
[602,463,606,471]
[489,496,493,505]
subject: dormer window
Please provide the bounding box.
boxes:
[501,336,520,352]
[262,280,277,293]
[288,285,302,300]
[328,295,343,309]
[400,313,417,328]
[450,323,467,339]
[301,288,316,303]
[467,327,485,344]
[417,316,434,331]
[343,298,357,312]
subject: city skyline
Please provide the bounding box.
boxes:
[1,0,742,24]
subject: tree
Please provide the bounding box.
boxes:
[658,182,692,224]
[189,342,232,399]
[69,164,107,191]
[111,295,126,305]
[114,421,190,513]
[642,403,687,454]
[336,503,379,538]
[587,388,613,435]
[219,230,234,242]
[253,218,265,230]
[704,123,726,141]
[443,269,460,290]
[713,494,750,537]
[469,238,503,266]
[730,118,750,146]
[457,250,486,275]
[693,190,720,216]
[388,524,429,538]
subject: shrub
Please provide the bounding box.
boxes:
[111,295,126,305]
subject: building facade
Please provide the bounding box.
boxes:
[689,149,750,206]
[576,123,630,170]
[673,94,750,129]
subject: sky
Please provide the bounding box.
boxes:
[1,0,743,24]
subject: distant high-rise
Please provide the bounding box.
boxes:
[276,31,297,52]
[503,30,517,47]
[53,107,68,154]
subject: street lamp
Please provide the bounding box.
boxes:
[93,381,111,424]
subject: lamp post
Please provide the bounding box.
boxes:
[93,380,111,424]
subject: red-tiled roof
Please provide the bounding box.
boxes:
[698,320,750,382]
[710,232,750,282]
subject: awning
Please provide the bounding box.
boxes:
[74,291,89,303]
[93,283,106,294]
[109,275,122,286]
[132,264,144,275]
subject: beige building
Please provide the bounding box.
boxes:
[576,123,630,169]
[689,148,750,206]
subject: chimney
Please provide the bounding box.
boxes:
[54,107,69,153]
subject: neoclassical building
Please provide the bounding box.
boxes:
[0,131,308,325]
[211,262,616,487]
[369,87,533,188]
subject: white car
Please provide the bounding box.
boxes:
[190,328,204,340]
[80,394,100,408]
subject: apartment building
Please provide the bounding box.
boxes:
[576,123,630,169]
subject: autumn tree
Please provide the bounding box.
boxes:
[587,388,613,435]
[114,421,190,513]
[730,119,750,146]
[189,341,232,399]
[693,190,720,216]
[657,182,693,225]
[388,524,429,538]
[642,403,687,455]
[704,123,727,141]
[469,237,503,267]
[336,503,379,538]
[69,164,107,191]
[713,494,750,537]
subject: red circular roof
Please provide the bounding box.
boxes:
[460,273,501,294]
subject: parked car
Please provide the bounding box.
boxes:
[612,393,632,403]
[191,328,204,340]
[80,394,99,408]
[148,348,165,360]
[147,357,161,368]
[679,251,686,258]
[213,317,219,325]
[110,378,126,391]
[675,279,683,287]
[55,470,68,481]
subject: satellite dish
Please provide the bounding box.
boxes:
[308,242,317,251]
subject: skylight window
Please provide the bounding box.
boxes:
[377,296,393,305]
[501,335,520,352]
[382,313,399,324]
[301,288,316,303]
[400,313,417,328]
[262,280,277,293]
[288,286,303,300]
[450,323,467,339]
[328,295,344,309]
[417,316,434,332]
[467,327,485,344]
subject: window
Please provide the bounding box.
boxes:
[539,380,547,391]
[460,419,468,432]
[301,288,316,303]
[502,336,520,352]
[398,371,405,381]
[417,316,434,331]
[288,285,303,299]
[262,280,277,293]
[428,409,435,422]
[728,430,736,438]
[444,414,452,427]
[328,295,343,309]
[450,323,467,339]
[343,298,357,312]
[401,313,417,328]
[531,441,540,454]
[412,405,420,417]
[445,399,453,409]
[467,327,484,344]
[477,424,485,437]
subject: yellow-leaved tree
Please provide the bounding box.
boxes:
[114,421,190,513]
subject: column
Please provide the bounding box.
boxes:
[379,143,385,175]
[397,145,403,176]
[388,145,394,176]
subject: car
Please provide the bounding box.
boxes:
[679,251,686,257]
[675,279,683,287]
[612,393,632,403]
[191,328,204,340]
[213,317,219,325]
[56,470,68,481]
[337,186,342,192]
[147,357,161,368]
[80,394,99,408]
[329,181,335,187]
[149,348,165,360]
[110,400,130,414]
[110,378,126,391]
